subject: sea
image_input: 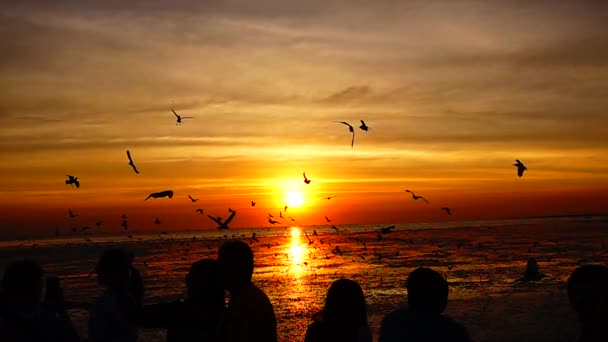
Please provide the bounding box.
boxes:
[1,215,607,341]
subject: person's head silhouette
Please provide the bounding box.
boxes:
[96,249,131,290]
[324,278,368,328]
[186,259,223,304]
[568,264,608,325]
[218,240,254,291]
[2,259,44,305]
[407,267,448,313]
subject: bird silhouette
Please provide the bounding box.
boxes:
[322,195,336,200]
[251,201,256,206]
[284,205,288,212]
[228,208,236,213]
[303,172,312,184]
[441,207,452,215]
[65,175,80,188]
[268,213,274,218]
[188,195,198,202]
[268,218,281,225]
[334,121,355,148]
[405,190,429,204]
[145,190,174,200]
[325,216,331,223]
[154,218,162,224]
[196,208,204,214]
[251,233,259,243]
[279,212,284,219]
[377,225,396,234]
[359,120,372,132]
[68,209,78,218]
[331,225,340,233]
[304,232,314,245]
[289,217,296,222]
[514,159,527,177]
[126,150,139,174]
[171,109,194,125]
[207,210,237,229]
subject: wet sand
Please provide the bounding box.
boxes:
[1,217,606,341]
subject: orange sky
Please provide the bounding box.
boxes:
[1,1,608,238]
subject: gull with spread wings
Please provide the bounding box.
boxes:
[207,210,237,230]
[145,190,174,200]
[171,109,194,125]
[405,190,429,204]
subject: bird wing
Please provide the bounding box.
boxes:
[181,116,194,119]
[74,180,80,188]
[422,197,429,204]
[127,150,133,163]
[351,131,355,148]
[224,210,237,226]
[145,193,156,200]
[131,164,139,174]
[171,109,179,118]
[207,215,223,226]
[518,168,524,177]
[334,121,353,129]
[303,172,307,179]
[188,195,194,201]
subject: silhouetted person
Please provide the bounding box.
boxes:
[0,259,79,342]
[89,249,143,342]
[519,257,546,282]
[139,259,224,342]
[217,240,277,342]
[379,267,471,342]
[568,264,608,342]
[305,278,372,342]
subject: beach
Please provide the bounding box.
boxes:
[1,216,606,341]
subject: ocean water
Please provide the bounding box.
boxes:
[1,216,607,341]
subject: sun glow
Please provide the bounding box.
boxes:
[288,227,305,275]
[285,191,305,208]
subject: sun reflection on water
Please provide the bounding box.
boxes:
[288,227,306,276]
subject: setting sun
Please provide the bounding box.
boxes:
[285,191,305,208]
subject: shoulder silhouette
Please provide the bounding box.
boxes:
[568,264,608,342]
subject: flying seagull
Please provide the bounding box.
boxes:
[188,195,198,202]
[268,218,281,225]
[405,190,429,204]
[514,159,527,177]
[359,120,372,132]
[279,211,284,219]
[325,216,331,223]
[126,150,139,174]
[303,172,311,184]
[171,109,194,125]
[196,208,204,214]
[251,201,256,206]
[207,210,237,230]
[284,205,288,212]
[322,195,336,200]
[334,121,355,148]
[65,175,80,188]
[441,207,452,215]
[267,213,274,218]
[145,190,174,200]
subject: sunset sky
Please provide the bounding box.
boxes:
[1,1,608,238]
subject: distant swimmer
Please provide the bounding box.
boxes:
[359,120,372,132]
[68,209,78,218]
[405,190,429,204]
[65,175,80,188]
[334,121,355,148]
[441,207,452,215]
[514,159,527,177]
[126,150,139,174]
[251,232,259,243]
[145,190,174,200]
[207,210,236,230]
[196,208,204,214]
[188,195,198,202]
[303,172,312,184]
[171,109,194,125]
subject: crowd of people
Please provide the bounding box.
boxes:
[0,239,607,342]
